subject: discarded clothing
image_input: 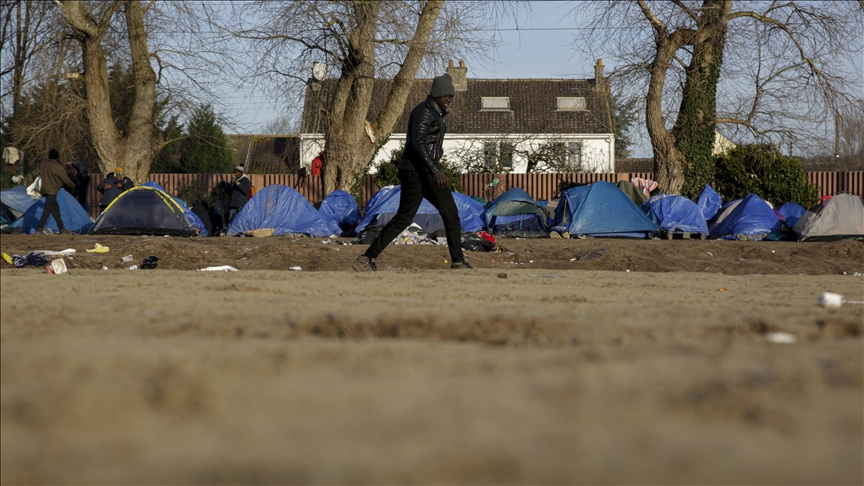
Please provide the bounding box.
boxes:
[12,252,49,268]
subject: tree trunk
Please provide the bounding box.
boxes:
[322,0,444,196]
[672,0,731,198]
[646,30,691,195]
[59,0,163,183]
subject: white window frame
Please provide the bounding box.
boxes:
[556,97,587,111]
[480,97,511,111]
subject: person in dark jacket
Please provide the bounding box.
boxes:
[190,200,213,235]
[34,149,76,234]
[228,165,251,223]
[65,161,91,211]
[98,167,134,212]
[353,73,471,271]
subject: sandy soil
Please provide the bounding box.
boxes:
[1,234,862,484]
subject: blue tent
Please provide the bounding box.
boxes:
[696,184,723,221]
[1,185,38,215]
[484,187,549,237]
[777,202,806,227]
[708,194,780,240]
[643,194,709,235]
[140,181,208,236]
[10,188,92,234]
[319,190,361,236]
[355,186,485,234]
[226,184,339,237]
[551,181,659,238]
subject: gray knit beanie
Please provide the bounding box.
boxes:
[430,73,455,98]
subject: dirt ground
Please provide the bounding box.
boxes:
[1,233,862,484]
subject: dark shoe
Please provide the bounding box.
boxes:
[352,255,377,272]
[451,260,474,269]
[59,229,71,235]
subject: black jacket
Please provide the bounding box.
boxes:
[398,96,446,173]
[229,175,251,209]
[98,174,134,207]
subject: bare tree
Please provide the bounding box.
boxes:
[227,0,510,195]
[577,1,863,196]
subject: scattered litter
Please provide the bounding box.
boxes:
[718,288,728,292]
[322,239,332,244]
[141,255,158,269]
[819,292,864,309]
[12,252,49,268]
[127,265,138,270]
[101,266,109,271]
[853,272,864,277]
[38,248,76,256]
[46,259,68,275]
[86,243,110,253]
[625,269,630,272]
[121,255,134,263]
[569,257,577,262]
[1,252,12,265]
[244,228,274,237]
[771,250,775,253]
[289,266,302,271]
[706,252,714,256]
[199,265,238,272]
[497,273,507,279]
[529,260,534,263]
[766,332,797,344]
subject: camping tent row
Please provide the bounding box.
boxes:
[2,181,861,241]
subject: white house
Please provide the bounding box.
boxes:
[300,60,616,174]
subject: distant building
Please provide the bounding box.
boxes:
[300,60,616,173]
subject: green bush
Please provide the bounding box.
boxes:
[714,144,818,206]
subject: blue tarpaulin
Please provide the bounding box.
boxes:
[10,188,92,234]
[1,185,38,215]
[696,184,723,221]
[709,194,780,240]
[355,186,485,234]
[643,194,709,235]
[777,202,806,227]
[226,184,340,237]
[319,190,361,236]
[552,181,659,237]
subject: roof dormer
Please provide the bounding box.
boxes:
[480,97,510,111]
[556,97,586,111]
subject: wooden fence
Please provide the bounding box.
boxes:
[84,171,863,219]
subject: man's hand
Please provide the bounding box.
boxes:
[433,170,448,187]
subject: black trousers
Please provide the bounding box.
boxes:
[37,194,65,230]
[364,169,464,262]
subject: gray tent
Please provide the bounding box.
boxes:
[793,193,864,241]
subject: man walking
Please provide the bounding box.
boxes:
[353,73,471,271]
[34,149,76,234]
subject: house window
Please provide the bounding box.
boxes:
[568,141,583,169]
[484,142,498,170]
[481,97,510,110]
[500,142,514,171]
[557,97,586,111]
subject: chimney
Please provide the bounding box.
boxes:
[594,58,604,84]
[447,59,468,91]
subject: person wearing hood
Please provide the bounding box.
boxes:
[352,73,472,271]
[228,165,251,223]
[98,167,134,212]
[33,149,76,234]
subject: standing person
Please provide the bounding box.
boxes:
[34,149,76,234]
[228,165,251,223]
[311,152,324,177]
[352,73,472,271]
[65,161,91,210]
[98,167,134,213]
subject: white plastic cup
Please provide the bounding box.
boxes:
[818,292,843,309]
